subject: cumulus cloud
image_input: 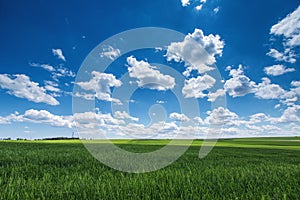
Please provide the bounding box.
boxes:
[0,109,73,128]
[291,81,300,87]
[264,64,295,76]
[127,56,175,91]
[270,105,300,123]
[1,107,299,138]
[76,71,122,104]
[100,45,121,61]
[182,74,216,99]
[0,74,59,105]
[280,91,298,106]
[114,111,139,122]
[0,116,11,125]
[207,89,226,102]
[278,81,300,106]
[23,109,73,128]
[52,49,66,61]
[262,125,281,132]
[270,5,300,48]
[224,65,256,97]
[255,78,286,99]
[280,105,300,123]
[268,6,300,63]
[165,28,224,76]
[224,65,296,102]
[291,81,300,96]
[205,107,238,126]
[74,111,125,129]
[194,116,204,124]
[266,48,296,63]
[169,112,190,121]
[249,113,270,124]
[181,0,190,7]
[71,104,299,138]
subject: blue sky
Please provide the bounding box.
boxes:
[0,0,299,139]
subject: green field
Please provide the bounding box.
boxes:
[0,138,299,199]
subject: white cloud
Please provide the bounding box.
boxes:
[194,0,207,11]
[127,56,175,91]
[213,7,220,14]
[72,109,300,138]
[291,81,300,87]
[278,81,300,107]
[266,48,296,63]
[30,62,75,82]
[280,105,300,122]
[268,6,300,63]
[100,45,121,61]
[114,111,139,122]
[181,0,209,11]
[52,66,76,82]
[280,91,298,106]
[169,112,190,122]
[44,80,58,87]
[29,63,55,72]
[73,92,95,101]
[194,116,204,124]
[262,125,281,132]
[207,89,226,102]
[75,111,125,128]
[0,116,11,125]
[225,65,298,104]
[264,64,295,76]
[275,104,281,109]
[22,109,73,128]
[165,28,224,76]
[270,5,300,48]
[56,67,75,77]
[76,71,122,104]
[52,49,66,62]
[271,105,300,123]
[0,74,59,105]
[255,78,285,99]
[44,80,61,95]
[291,81,300,96]
[195,4,203,11]
[182,74,216,99]
[45,85,61,93]
[0,109,73,128]
[224,65,256,97]
[2,107,299,139]
[205,107,238,126]
[249,113,270,124]
[181,0,190,7]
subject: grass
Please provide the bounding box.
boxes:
[0,137,299,199]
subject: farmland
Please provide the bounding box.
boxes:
[0,137,299,199]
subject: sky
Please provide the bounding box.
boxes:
[0,0,299,139]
